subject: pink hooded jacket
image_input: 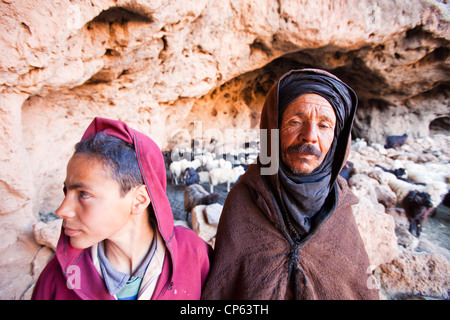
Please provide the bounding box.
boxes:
[31,117,212,300]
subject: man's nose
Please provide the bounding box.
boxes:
[298,122,318,144]
[55,196,76,219]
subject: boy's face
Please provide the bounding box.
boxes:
[56,154,136,249]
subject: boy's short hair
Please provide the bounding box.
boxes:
[74,132,144,197]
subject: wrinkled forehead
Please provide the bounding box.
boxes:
[280,93,336,123]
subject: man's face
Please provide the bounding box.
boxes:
[56,154,136,249]
[280,93,336,175]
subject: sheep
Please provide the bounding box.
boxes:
[183,167,200,186]
[198,171,210,184]
[170,143,193,161]
[204,157,231,171]
[205,157,219,172]
[339,161,354,181]
[218,158,232,170]
[403,161,450,186]
[194,153,213,168]
[385,133,408,149]
[209,165,245,193]
[375,165,414,183]
[368,167,397,186]
[443,190,450,208]
[430,190,450,218]
[169,160,183,185]
[184,184,220,215]
[180,158,201,173]
[401,190,433,237]
[169,159,202,185]
[369,167,446,207]
[162,150,172,169]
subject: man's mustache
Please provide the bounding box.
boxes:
[287,143,322,158]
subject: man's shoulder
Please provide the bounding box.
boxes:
[224,179,260,210]
[230,164,265,196]
[335,175,359,206]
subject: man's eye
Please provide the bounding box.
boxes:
[319,122,332,129]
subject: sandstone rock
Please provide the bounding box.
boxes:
[0,0,448,300]
[396,225,421,251]
[33,219,63,251]
[32,246,54,277]
[352,195,400,267]
[374,184,397,209]
[377,251,450,300]
[191,204,220,246]
[174,219,190,229]
[204,203,223,227]
[349,174,382,210]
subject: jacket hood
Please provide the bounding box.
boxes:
[79,117,174,243]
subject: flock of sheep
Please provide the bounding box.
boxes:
[345,134,449,237]
[163,134,450,239]
[165,141,258,192]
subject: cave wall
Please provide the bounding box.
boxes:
[0,0,449,299]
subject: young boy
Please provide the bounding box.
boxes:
[32,117,212,300]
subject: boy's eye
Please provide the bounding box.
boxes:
[79,191,91,200]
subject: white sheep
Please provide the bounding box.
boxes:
[209,166,245,193]
[245,153,258,165]
[205,157,219,172]
[369,167,446,207]
[169,160,183,185]
[368,167,397,185]
[198,171,210,184]
[218,158,232,170]
[180,158,201,173]
[403,161,450,186]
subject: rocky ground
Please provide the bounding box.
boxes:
[166,180,229,227]
[420,207,450,261]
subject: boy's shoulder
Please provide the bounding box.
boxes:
[173,225,211,249]
[32,256,62,299]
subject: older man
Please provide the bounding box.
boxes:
[202,69,378,300]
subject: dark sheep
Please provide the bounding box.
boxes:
[183,167,199,186]
[184,184,220,215]
[442,190,450,208]
[430,190,450,218]
[162,150,172,168]
[376,165,403,178]
[339,161,354,181]
[401,190,433,237]
[376,165,425,186]
[385,133,408,149]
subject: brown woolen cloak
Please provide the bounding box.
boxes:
[201,69,378,300]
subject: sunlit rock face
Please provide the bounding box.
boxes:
[0,0,448,299]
